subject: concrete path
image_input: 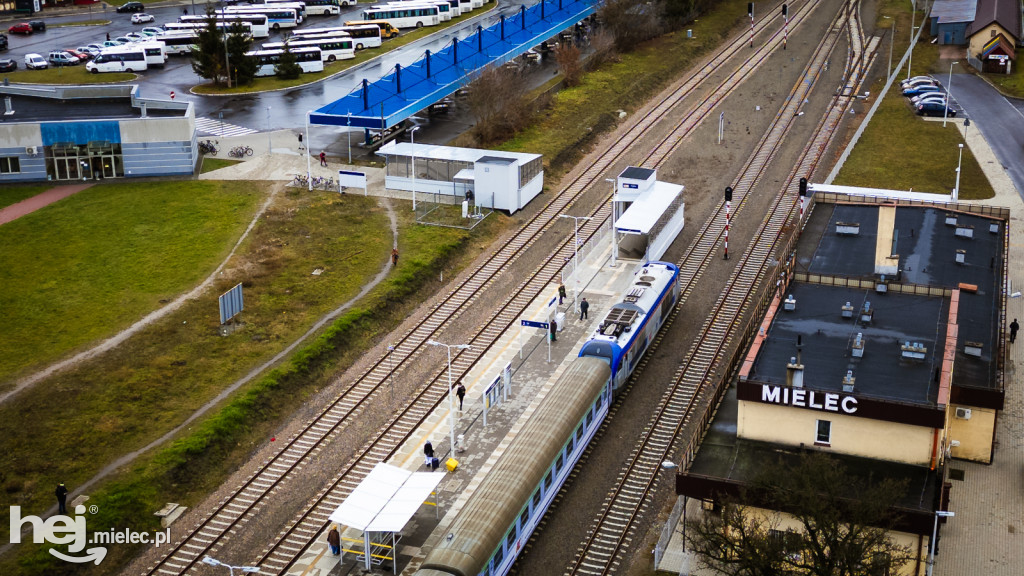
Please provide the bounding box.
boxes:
[0,183,93,226]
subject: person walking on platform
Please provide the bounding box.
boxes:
[465,189,474,205]
[456,382,465,411]
[319,151,328,167]
[56,483,68,515]
[327,526,340,555]
[580,298,589,320]
[1011,318,1019,343]
[558,283,567,305]
[424,439,434,464]
[391,247,399,266]
[550,318,558,342]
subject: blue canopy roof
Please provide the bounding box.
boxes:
[311,0,596,129]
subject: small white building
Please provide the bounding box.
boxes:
[377,142,544,213]
[612,167,685,262]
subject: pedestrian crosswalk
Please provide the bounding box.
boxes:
[195,117,259,137]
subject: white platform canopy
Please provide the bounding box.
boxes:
[329,463,445,572]
[615,182,683,235]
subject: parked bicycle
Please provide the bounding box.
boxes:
[292,174,309,187]
[311,176,335,190]
[199,139,219,155]
[229,145,254,158]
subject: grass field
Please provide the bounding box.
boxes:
[0,184,48,210]
[6,65,136,85]
[0,181,266,385]
[50,19,111,27]
[200,157,244,173]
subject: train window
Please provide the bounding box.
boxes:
[492,545,504,569]
[566,435,574,454]
[543,470,552,491]
[532,489,541,509]
[520,507,530,529]
[555,453,564,472]
[576,423,584,443]
[506,529,516,550]
[597,393,604,409]
[587,411,594,427]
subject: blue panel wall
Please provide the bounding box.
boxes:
[0,146,47,183]
[40,121,121,145]
[121,140,196,177]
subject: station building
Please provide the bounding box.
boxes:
[376,141,543,214]
[0,85,197,183]
[675,190,1009,574]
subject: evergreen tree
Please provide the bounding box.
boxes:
[275,44,302,80]
[226,24,258,86]
[191,10,226,84]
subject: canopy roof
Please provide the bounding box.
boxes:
[615,181,683,235]
[329,463,445,532]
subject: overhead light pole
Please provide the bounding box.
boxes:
[953,143,963,201]
[943,60,958,127]
[408,126,421,211]
[927,511,955,576]
[559,214,592,312]
[426,340,470,454]
[605,178,617,267]
[203,556,260,575]
[882,16,894,77]
[907,0,916,81]
[305,110,312,191]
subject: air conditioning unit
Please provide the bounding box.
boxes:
[955,407,972,420]
[25,146,37,155]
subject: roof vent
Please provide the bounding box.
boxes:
[836,221,860,236]
[4,96,13,117]
[876,275,888,294]
[901,341,927,361]
[784,294,797,311]
[989,223,1000,234]
[786,356,805,388]
[624,287,646,303]
[859,301,874,324]
[945,214,957,226]
[851,333,865,358]
[955,225,974,239]
[842,370,855,393]
[964,341,983,358]
[955,249,966,264]
[841,301,855,319]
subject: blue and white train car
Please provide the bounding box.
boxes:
[578,261,680,394]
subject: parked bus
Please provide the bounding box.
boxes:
[289,24,381,49]
[179,13,270,38]
[257,1,307,21]
[136,40,167,66]
[360,5,439,28]
[164,21,254,37]
[246,47,324,76]
[343,19,400,38]
[267,0,340,16]
[159,31,200,55]
[379,1,450,21]
[226,6,301,30]
[263,35,354,61]
[86,47,148,73]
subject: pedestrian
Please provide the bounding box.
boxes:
[391,247,399,266]
[327,526,340,555]
[558,283,567,305]
[423,440,434,466]
[456,382,465,411]
[56,483,68,515]
[106,32,110,41]
[465,189,474,204]
[319,151,327,167]
[550,318,557,342]
[580,297,589,320]
[1011,318,1020,343]
[297,133,303,151]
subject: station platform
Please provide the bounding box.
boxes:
[287,239,644,575]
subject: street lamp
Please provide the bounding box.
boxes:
[559,214,593,312]
[305,110,312,192]
[221,1,231,88]
[926,511,955,576]
[409,126,420,212]
[882,16,894,77]
[953,143,963,201]
[907,0,916,81]
[426,340,470,455]
[605,178,617,268]
[203,556,260,575]
[943,61,958,127]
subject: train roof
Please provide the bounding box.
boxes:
[588,262,675,345]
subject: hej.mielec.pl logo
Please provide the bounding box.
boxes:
[9,505,170,564]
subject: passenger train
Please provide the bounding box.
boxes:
[414,262,679,576]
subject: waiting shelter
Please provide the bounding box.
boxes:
[328,462,445,573]
[611,167,685,262]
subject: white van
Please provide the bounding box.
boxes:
[25,53,48,70]
[86,48,148,73]
[135,41,167,66]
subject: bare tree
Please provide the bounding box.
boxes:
[465,64,530,144]
[597,0,665,52]
[686,452,915,576]
[554,42,583,86]
[587,29,619,69]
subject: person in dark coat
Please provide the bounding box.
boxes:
[465,189,474,204]
[327,526,340,555]
[580,298,589,320]
[391,248,399,266]
[319,151,327,166]
[558,283,567,305]
[550,318,557,341]
[1011,318,1019,343]
[456,382,466,410]
[56,483,68,515]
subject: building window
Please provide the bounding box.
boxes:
[815,420,831,445]
[991,29,997,38]
[0,156,20,174]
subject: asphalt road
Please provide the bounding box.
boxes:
[949,73,1024,200]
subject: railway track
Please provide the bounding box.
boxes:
[143,2,823,574]
[560,3,879,575]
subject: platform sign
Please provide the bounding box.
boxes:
[218,283,244,324]
[338,170,368,195]
[521,319,549,329]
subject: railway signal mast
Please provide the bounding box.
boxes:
[724,186,732,260]
[748,3,755,48]
[798,177,807,221]
[782,4,788,50]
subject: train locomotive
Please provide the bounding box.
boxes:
[414,262,679,576]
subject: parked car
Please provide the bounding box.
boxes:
[903,84,943,97]
[8,23,33,35]
[64,48,91,62]
[24,53,47,69]
[901,75,933,87]
[131,13,155,24]
[141,26,164,36]
[911,93,946,105]
[29,20,46,32]
[0,57,16,73]
[77,45,101,58]
[123,32,146,41]
[0,33,8,51]
[48,50,80,66]
[116,1,145,13]
[101,40,124,48]
[114,36,134,44]
[917,102,956,117]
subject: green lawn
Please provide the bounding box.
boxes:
[0,184,48,210]
[200,157,243,173]
[986,63,1024,98]
[50,19,111,27]
[6,66,136,85]
[0,181,265,385]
